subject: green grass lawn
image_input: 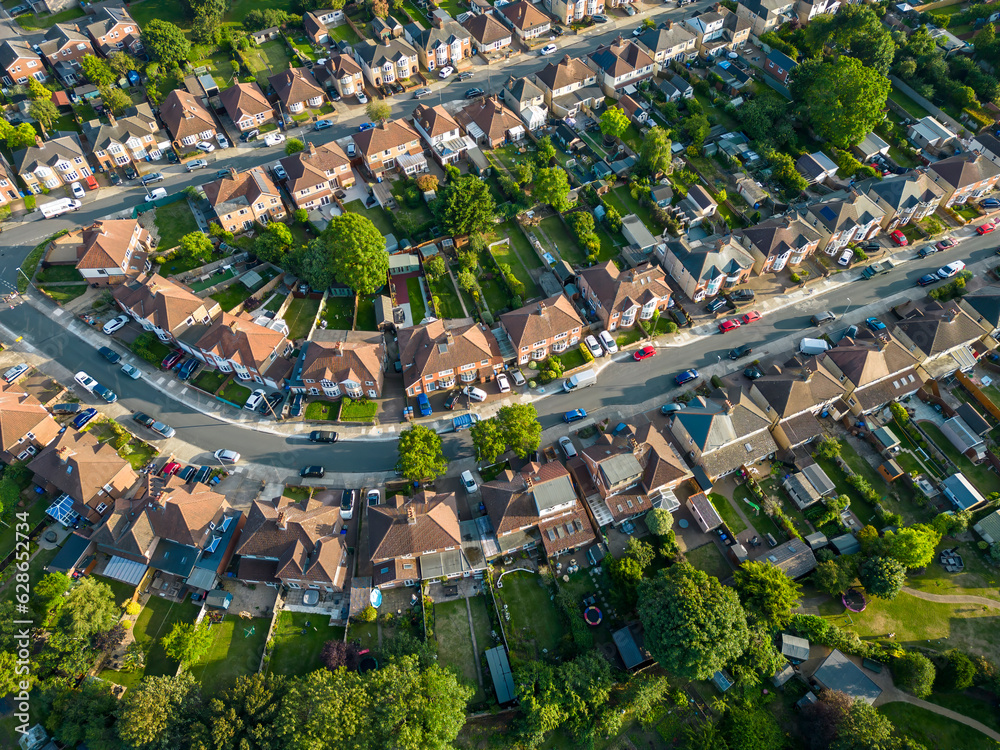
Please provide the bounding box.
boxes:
[130,334,172,367]
[920,421,1000,495]
[283,297,321,340]
[880,702,995,749]
[538,215,586,266]
[888,86,932,120]
[129,0,189,31]
[192,369,227,394]
[812,452,879,527]
[188,268,236,292]
[356,294,379,331]
[210,283,253,312]
[321,295,354,330]
[406,277,427,324]
[343,199,395,236]
[926,690,1000,734]
[427,273,465,319]
[133,597,200,678]
[434,599,482,701]
[0,495,47,557]
[614,327,644,349]
[269,611,345,676]
[349,620,379,646]
[733,483,786,541]
[556,345,586,372]
[500,220,543,269]
[490,240,541,300]
[495,572,562,660]
[189,616,270,693]
[122,440,158,471]
[340,398,377,422]
[328,23,360,44]
[246,40,296,86]
[153,201,199,252]
[218,380,252,407]
[907,541,1000,602]
[19,232,65,292]
[304,400,338,420]
[15,5,85,29]
[685,542,732,581]
[283,486,310,502]
[468,595,494,658]
[708,493,747,534]
[390,183,436,234]
[608,186,656,228]
[36,265,83,283]
[40,285,88,303]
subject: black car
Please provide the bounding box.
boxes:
[728,289,755,303]
[240,128,260,142]
[108,172,121,186]
[309,430,338,443]
[259,392,284,416]
[98,346,121,364]
[164,150,179,164]
[290,393,304,418]
[193,465,212,485]
[859,241,880,252]
[177,465,197,482]
[552,25,564,35]
[729,344,753,360]
[177,358,199,380]
[124,166,138,180]
[51,402,82,414]
[705,297,729,314]
[132,411,156,428]
[917,273,939,287]
[464,87,485,99]
[743,365,763,380]
[301,465,325,478]
[444,392,461,411]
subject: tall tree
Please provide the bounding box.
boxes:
[29,98,58,136]
[142,20,192,68]
[733,560,802,629]
[470,415,508,465]
[117,673,204,750]
[790,56,890,148]
[27,78,50,101]
[98,85,133,115]
[179,232,214,263]
[496,403,541,458]
[882,524,940,569]
[285,138,305,155]
[859,555,906,600]
[319,213,388,295]
[59,577,118,639]
[207,672,288,750]
[532,167,572,212]
[638,562,749,680]
[396,424,448,481]
[433,174,496,237]
[81,55,117,87]
[161,622,214,666]
[829,5,897,74]
[893,652,936,698]
[638,125,673,176]
[365,99,391,125]
[599,106,630,140]
[41,678,120,749]
[254,221,294,264]
[644,507,674,537]
[811,559,853,597]
[292,240,337,291]
[33,571,71,621]
[829,699,895,750]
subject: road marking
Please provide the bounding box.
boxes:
[156,376,166,385]
[52,308,64,317]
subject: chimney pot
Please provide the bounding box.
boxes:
[228,167,237,181]
[277,509,287,530]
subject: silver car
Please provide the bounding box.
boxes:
[558,436,577,459]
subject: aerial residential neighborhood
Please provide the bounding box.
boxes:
[4,0,1000,748]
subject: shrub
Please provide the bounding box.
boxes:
[937,650,977,692]
[894,652,936,698]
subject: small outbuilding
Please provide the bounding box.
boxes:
[942,473,987,511]
[830,532,861,556]
[764,539,818,579]
[810,649,883,705]
[973,509,1000,545]
[205,590,233,610]
[686,491,723,533]
[485,646,516,705]
[613,625,654,672]
[805,531,828,550]
[781,633,811,664]
[878,459,904,483]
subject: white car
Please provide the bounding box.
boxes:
[356,90,368,104]
[837,249,853,266]
[937,260,966,279]
[558,436,578,459]
[438,65,454,78]
[74,371,98,392]
[496,373,510,393]
[102,314,129,335]
[216,133,229,149]
[541,43,558,55]
[70,181,84,199]
[460,470,478,494]
[598,330,618,355]
[244,389,266,411]
[264,132,286,147]
[214,449,240,463]
[366,488,381,507]
[463,386,487,402]
[187,159,208,171]
[584,334,604,358]
[145,188,167,202]
[511,369,526,387]
[120,363,142,380]
[196,141,215,153]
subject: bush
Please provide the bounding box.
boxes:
[937,650,977,692]
[894,652,936,698]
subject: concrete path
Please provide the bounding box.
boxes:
[465,597,484,688]
[901,587,1000,609]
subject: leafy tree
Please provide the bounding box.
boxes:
[92,623,127,652]
[729,623,787,689]
[0,477,18,517]
[396,424,448,481]
[937,649,976,692]
[638,125,673,176]
[856,524,881,555]
[859,556,906,600]
[41,678,119,748]
[98,85,133,115]
[365,99,391,124]
[320,640,362,671]
[828,5,897,74]
[320,213,388,295]
[0,652,21,697]
[285,138,305,155]
[123,641,146,672]
[179,232,214,264]
[933,509,971,537]
[32,572,70,621]
[470,417,507,464]
[812,559,853,596]
[533,167,572,212]
[733,560,801,628]
[81,55,117,87]
[107,51,139,75]
[423,254,446,281]
[142,20,192,68]
[254,221,294,264]
[768,149,808,195]
[357,603,377,622]
[723,703,785,750]
[161,622,214,666]
[621,674,671,728]
[815,436,842,460]
[682,719,729,750]
[645,507,674,537]
[829,699,895,750]
[207,672,288,750]
[607,554,645,608]
[495,403,541,458]
[683,112,711,148]
[801,689,854,750]
[638,562,749,680]
[514,159,534,185]
[738,92,794,148]
[535,135,556,166]
[117,672,203,750]
[599,106,630,140]
[27,78,50,101]
[517,654,616,747]
[59,577,118,639]
[9,122,38,149]
[882,524,940,569]
[433,174,496,237]
[415,173,438,192]
[291,240,337,291]
[790,56,890,148]
[29,98,58,136]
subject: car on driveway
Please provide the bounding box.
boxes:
[264,132,286,147]
[196,141,215,153]
[98,346,121,363]
[937,260,966,278]
[2,363,28,384]
[108,172,121,186]
[465,87,485,99]
[162,350,183,369]
[593,13,608,22]
[438,65,454,78]
[177,358,199,380]
[564,408,587,423]
[461,470,479,493]
[187,159,208,171]
[367,489,381,506]
[358,122,374,131]
[511,369,526,387]
[917,273,939,287]
[558,436,577,459]
[729,344,753,360]
[661,403,685,415]
[51,403,81,415]
[728,289,755,303]
[74,371,98,392]
[718,318,740,334]
[290,393,304,417]
[744,365,764,380]
[741,311,761,325]
[982,198,1000,209]
[675,369,699,386]
[837,249,853,266]
[124,166,138,180]
[132,411,155,428]
[497,373,510,393]
[93,384,117,403]
[240,129,259,142]
[936,237,957,251]
[463,386,487,402]
[444,391,461,411]
[259,392,284,416]
[341,489,356,519]
[598,330,618,354]
[102,314,129,335]
[859,241,880,252]
[865,316,886,332]
[890,229,908,245]
[140,172,164,185]
[978,222,996,235]
[72,408,98,430]
[244,389,265,411]
[584,334,603,358]
[705,297,729,313]
[633,345,656,361]
[214,449,240,463]
[71,181,84,199]
[272,163,287,180]
[356,90,368,104]
[216,133,229,149]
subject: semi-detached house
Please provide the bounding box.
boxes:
[0,388,60,465]
[819,331,924,418]
[412,103,468,166]
[736,213,821,275]
[533,54,601,118]
[659,235,754,302]
[683,4,750,59]
[587,37,655,97]
[288,330,386,401]
[546,0,604,25]
[748,358,845,450]
[160,89,217,150]
[499,294,585,365]
[927,153,1000,207]
[497,0,551,41]
[203,167,285,233]
[404,18,471,72]
[85,7,143,57]
[351,119,427,177]
[38,23,94,85]
[0,41,46,85]
[269,66,326,114]
[219,82,274,133]
[636,21,697,68]
[462,13,513,56]
[85,104,166,172]
[71,218,152,285]
[577,261,672,332]
[804,191,884,256]
[735,0,794,37]
[15,134,93,195]
[280,141,355,211]
[501,75,547,130]
[398,319,503,396]
[354,38,420,88]
[860,171,945,232]
[321,54,365,100]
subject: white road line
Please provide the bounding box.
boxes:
[156,376,166,385]
[52,308,64,317]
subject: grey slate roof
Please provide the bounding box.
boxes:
[812,649,883,704]
[666,237,754,282]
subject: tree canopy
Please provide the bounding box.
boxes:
[142,20,191,68]
[638,126,673,176]
[532,167,572,212]
[206,672,289,750]
[790,56,890,148]
[318,213,388,295]
[599,107,630,140]
[469,404,542,464]
[433,174,496,238]
[881,524,940,569]
[161,622,214,666]
[58,577,118,639]
[81,55,117,87]
[396,424,448,481]
[366,100,392,124]
[117,672,204,750]
[858,555,907,600]
[733,560,801,629]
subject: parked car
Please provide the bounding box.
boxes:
[633,345,656,361]
[216,133,229,149]
[108,172,121,186]
[540,43,558,55]
[289,393,304,417]
[741,311,761,325]
[264,132,286,147]
[132,411,155,428]
[438,65,454,78]
[744,365,764,380]
[584,335,603,358]
[102,314,129,334]
[356,90,368,104]
[145,188,167,202]
[936,237,957,251]
[675,369,699,386]
[93,384,117,403]
[729,344,753,360]
[865,316,886,332]
[161,350,183,369]
[917,244,939,258]
[124,166,138,180]
[244,389,265,411]
[214,449,240,463]
[187,159,208,171]
[810,311,836,326]
[161,461,181,477]
[937,260,966,278]
[978,222,996,235]
[259,392,284,416]
[272,163,287,180]
[2,363,29,384]
[309,430,338,443]
[51,403,81,414]
[314,119,333,131]
[98,346,121,363]
[837,249,853,266]
[981,198,1000,209]
[340,489,356,519]
[460,470,479,493]
[859,241,880,252]
[70,181,84,199]
[117,363,140,381]
[661,403,685,415]
[464,87,485,99]
[558,436,577,459]
[177,358,199,381]
[412,87,432,99]
[72,408,98,430]
[728,289,755,303]
[150,421,175,438]
[140,172,164,185]
[563,408,587,423]
[357,122,374,132]
[193,466,212,484]
[917,273,939,287]
[598,330,618,354]
[196,141,216,153]
[718,318,741,334]
[463,386,487,402]
[511,369,526,387]
[240,129,260,142]
[74,371,98,392]
[444,391,461,411]
[301,465,325,478]
[705,297,728,313]
[496,373,510,393]
[890,229,908,245]
[178,466,197,482]
[367,489,381,506]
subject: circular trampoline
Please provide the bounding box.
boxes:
[584,606,602,626]
[358,656,378,674]
[842,588,867,613]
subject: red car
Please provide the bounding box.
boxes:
[890,230,908,246]
[160,461,181,476]
[935,237,957,251]
[740,311,761,325]
[633,345,656,361]
[161,350,183,369]
[977,222,996,235]
[718,319,741,334]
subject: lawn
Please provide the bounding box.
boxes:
[16,5,85,29]
[19,232,65,292]
[189,616,270,693]
[926,690,1000,734]
[880,702,995,749]
[733,483,787,541]
[427,273,465,319]
[304,400,338,420]
[129,0,189,31]
[708,493,748,534]
[468,595,495,658]
[246,40,296,86]
[538,215,585,266]
[556,345,586,372]
[130,334,171,366]
[906,541,1000,603]
[606,186,656,228]
[210,283,254,312]
[490,240,541,300]
[122,440,158,472]
[495,572,562,660]
[131,597,200,679]
[0,495,47,557]
[500,220,543,270]
[434,599,482,701]
[390,182,436,234]
[340,398,377,422]
[269,611,345,676]
[888,86,932,120]
[921,421,1000,495]
[218,380,252,407]
[192,369,227,394]
[820,591,1000,663]
[283,297,321,340]
[153,201,199,252]
[406,277,427,325]
[283,486,311,502]
[614,327,644,349]
[321,295,355,330]
[813,451,879,527]
[188,268,236,293]
[594,226,620,263]
[40,285,88,303]
[328,24,360,44]
[343,199,395,236]
[36,266,83,283]
[356,295,379,331]
[685,542,732,581]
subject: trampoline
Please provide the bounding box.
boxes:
[584,606,602,626]
[370,589,383,608]
[358,656,378,674]
[842,588,867,613]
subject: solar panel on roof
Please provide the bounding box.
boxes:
[819,206,836,220]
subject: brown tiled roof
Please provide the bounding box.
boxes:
[807,192,883,233]
[202,166,279,213]
[850,369,924,412]
[146,482,228,547]
[481,462,574,536]
[821,336,920,387]
[325,53,362,79]
[368,490,460,561]
[280,141,351,194]
[29,429,136,505]
[74,219,147,271]
[738,214,822,259]
[298,332,384,391]
[462,12,510,44]
[195,312,288,371]
[497,0,550,30]
[0,388,58,454]
[629,423,692,492]
[39,22,90,59]
[538,505,595,556]
[578,261,671,314]
[219,82,272,123]
[588,38,653,78]
[535,55,593,92]
[268,66,325,107]
[605,493,652,524]
[160,89,215,141]
[699,429,778,478]
[499,294,583,349]
[457,96,523,142]
[397,319,502,391]
[930,153,1000,190]
[750,360,844,418]
[113,273,218,334]
[352,118,421,158]
[778,412,825,446]
[413,103,460,139]
[892,301,986,357]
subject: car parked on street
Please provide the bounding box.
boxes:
[937,260,966,278]
[978,222,996,235]
[93,384,117,403]
[150,421,176,438]
[563,408,587,423]
[140,172,164,185]
[917,245,939,258]
[132,411,155,428]
[309,430,338,443]
[540,43,557,54]
[301,465,325,478]
[741,311,761,325]
[465,87,485,98]
[675,369,699,386]
[264,132,286,147]
[729,344,753,360]
[74,371,98,392]
[214,449,240,463]
[936,237,957,251]
[633,345,656,361]
[98,346,121,363]
[917,273,939,287]
[718,318,741,333]
[412,87,432,99]
[187,159,208,171]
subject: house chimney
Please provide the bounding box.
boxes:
[229,319,241,334]
[288,61,295,71]
[444,328,454,344]
[714,2,722,11]
[724,399,734,413]
[277,509,287,530]
[56,446,74,464]
[35,135,44,148]
[333,341,343,356]
[406,505,417,525]
[106,111,117,127]
[431,12,442,28]
[228,167,237,181]
[308,141,317,157]
[665,20,672,29]
[537,300,545,315]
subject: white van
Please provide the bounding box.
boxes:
[145,187,167,202]
[39,198,81,218]
[563,369,597,392]
[799,338,830,355]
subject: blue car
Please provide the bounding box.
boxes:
[72,408,98,430]
[93,384,118,403]
[177,358,199,380]
[865,317,886,332]
[564,409,587,424]
[917,273,939,287]
[417,393,432,416]
[675,369,699,386]
[358,122,375,132]
[315,120,333,131]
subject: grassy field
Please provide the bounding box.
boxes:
[129,0,190,31]
[246,40,296,86]
[906,541,1000,602]
[880,702,995,749]
[496,572,562,660]
[321,296,354,330]
[406,277,427,324]
[283,297,321,340]
[153,201,199,252]
[434,599,482,701]
[189,616,270,693]
[920,421,1000,495]
[269,611,345,676]
[490,240,541,300]
[356,294,379,331]
[210,283,253,312]
[340,398,377,422]
[685,542,732,581]
[708,493,747,534]
[539,215,585,266]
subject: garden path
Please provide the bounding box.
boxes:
[465,597,484,688]
[445,262,470,317]
[900,587,1000,609]
[881,688,1000,743]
